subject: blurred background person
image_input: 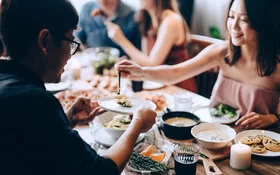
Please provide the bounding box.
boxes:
[115,0,280,130]
[76,0,141,56]
[105,0,197,92]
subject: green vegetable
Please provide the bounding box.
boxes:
[210,104,237,118]
[128,152,169,172]
[93,52,115,75]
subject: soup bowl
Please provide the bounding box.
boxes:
[160,111,200,140]
[191,123,236,150]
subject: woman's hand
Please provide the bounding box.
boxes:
[67,96,105,128]
[235,112,278,129]
[115,60,145,80]
[104,21,126,45]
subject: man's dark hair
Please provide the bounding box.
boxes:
[226,0,280,76]
[0,0,79,60]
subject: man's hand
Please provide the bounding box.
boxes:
[130,107,157,133]
[67,96,105,128]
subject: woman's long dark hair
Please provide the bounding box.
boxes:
[226,0,280,76]
[136,0,187,37]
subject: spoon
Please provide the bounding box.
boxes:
[118,71,121,95]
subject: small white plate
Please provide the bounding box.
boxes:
[98,97,157,115]
[234,130,280,157]
[94,128,144,147]
[45,82,70,93]
[143,81,164,90]
[193,106,239,124]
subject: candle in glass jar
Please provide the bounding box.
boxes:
[230,143,251,170]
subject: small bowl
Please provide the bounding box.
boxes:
[191,123,236,150]
[161,111,200,140]
[94,111,128,139]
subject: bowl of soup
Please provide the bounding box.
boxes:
[191,123,236,149]
[161,111,200,140]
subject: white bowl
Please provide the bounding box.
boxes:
[94,111,128,139]
[191,123,236,150]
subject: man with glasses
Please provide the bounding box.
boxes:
[0,0,156,174]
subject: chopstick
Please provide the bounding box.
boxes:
[118,71,121,95]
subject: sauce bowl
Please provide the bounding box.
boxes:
[161,111,200,140]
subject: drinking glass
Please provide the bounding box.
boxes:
[173,143,200,175]
[174,93,193,112]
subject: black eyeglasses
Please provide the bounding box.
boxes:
[62,37,80,55]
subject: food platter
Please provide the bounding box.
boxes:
[126,136,173,173]
[193,106,239,124]
[98,97,157,115]
[234,130,280,157]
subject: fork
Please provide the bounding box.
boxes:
[118,71,121,95]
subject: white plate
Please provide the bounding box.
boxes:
[143,81,164,90]
[45,82,70,93]
[234,130,280,157]
[94,128,144,147]
[193,106,239,124]
[98,97,157,115]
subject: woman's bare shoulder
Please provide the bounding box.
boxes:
[203,41,229,60]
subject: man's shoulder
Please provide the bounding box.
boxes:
[118,1,137,17]
[80,1,98,15]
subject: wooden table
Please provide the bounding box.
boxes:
[75,85,280,175]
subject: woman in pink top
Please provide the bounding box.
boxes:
[104,0,197,92]
[115,0,280,129]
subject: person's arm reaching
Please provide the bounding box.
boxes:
[115,42,227,85]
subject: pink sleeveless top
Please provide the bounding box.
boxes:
[210,73,280,116]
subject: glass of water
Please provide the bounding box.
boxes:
[173,143,200,175]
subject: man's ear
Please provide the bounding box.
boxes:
[38,29,51,56]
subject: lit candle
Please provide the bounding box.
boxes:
[230,143,251,170]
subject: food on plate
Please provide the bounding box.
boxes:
[104,114,131,130]
[129,152,169,172]
[139,93,168,111]
[241,135,263,144]
[140,145,153,157]
[55,89,112,112]
[114,94,132,107]
[262,137,280,152]
[165,117,197,127]
[241,135,280,153]
[139,145,166,162]
[196,129,230,142]
[251,144,267,153]
[210,104,237,118]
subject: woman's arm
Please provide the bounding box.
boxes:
[116,42,227,85]
[105,14,185,66]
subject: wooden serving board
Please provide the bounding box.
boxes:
[199,142,231,161]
